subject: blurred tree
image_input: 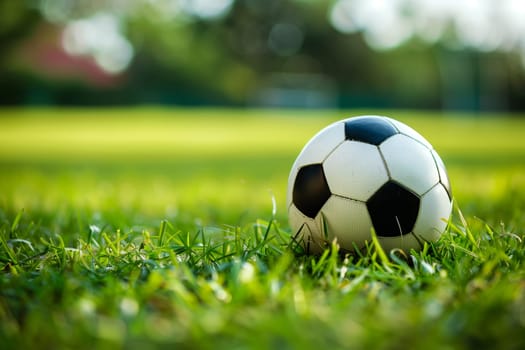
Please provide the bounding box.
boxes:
[0,0,40,51]
[0,0,42,104]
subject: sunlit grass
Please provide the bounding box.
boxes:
[1,108,524,162]
[1,107,524,219]
[0,108,333,161]
[1,107,525,349]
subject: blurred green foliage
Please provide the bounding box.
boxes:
[1,0,525,109]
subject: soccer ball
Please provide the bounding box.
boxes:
[287,115,452,254]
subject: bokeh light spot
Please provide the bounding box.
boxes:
[268,22,304,57]
[62,12,134,74]
[329,0,525,59]
[180,0,234,19]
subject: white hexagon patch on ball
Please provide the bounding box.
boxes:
[287,115,452,254]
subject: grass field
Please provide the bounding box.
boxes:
[1,108,525,349]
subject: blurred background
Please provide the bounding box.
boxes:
[2,0,525,111]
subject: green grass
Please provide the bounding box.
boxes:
[1,107,525,349]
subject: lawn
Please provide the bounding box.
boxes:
[1,107,525,349]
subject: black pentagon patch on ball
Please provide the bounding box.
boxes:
[293,164,331,219]
[367,181,420,237]
[344,117,398,145]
